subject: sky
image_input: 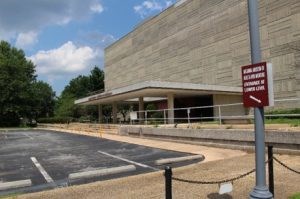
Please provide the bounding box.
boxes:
[0,0,176,95]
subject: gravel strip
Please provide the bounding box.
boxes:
[16,154,300,199]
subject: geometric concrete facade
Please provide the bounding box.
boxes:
[213,94,247,118]
[105,0,300,106]
[76,0,300,123]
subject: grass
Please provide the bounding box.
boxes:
[289,193,300,199]
[0,127,32,131]
[265,118,300,127]
[266,108,300,115]
[225,125,233,129]
[198,120,219,124]
[0,193,20,199]
[264,108,300,126]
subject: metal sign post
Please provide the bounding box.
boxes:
[247,0,273,198]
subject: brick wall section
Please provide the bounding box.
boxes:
[105,0,300,106]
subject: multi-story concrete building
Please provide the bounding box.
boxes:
[76,0,300,123]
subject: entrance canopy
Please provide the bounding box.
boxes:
[75,81,242,105]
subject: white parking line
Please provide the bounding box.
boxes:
[68,165,136,181]
[23,133,34,140]
[97,151,159,171]
[0,133,7,139]
[0,179,32,191]
[155,154,205,165]
[31,157,54,183]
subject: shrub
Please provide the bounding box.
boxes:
[37,117,73,124]
[26,119,37,127]
[265,108,300,119]
[0,112,20,127]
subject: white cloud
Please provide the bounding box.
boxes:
[15,31,39,49]
[166,1,173,7]
[143,1,162,10]
[134,0,175,18]
[57,17,72,26]
[28,41,101,77]
[90,2,104,13]
[0,0,104,48]
[79,31,116,47]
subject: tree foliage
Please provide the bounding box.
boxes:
[62,75,91,99]
[55,66,105,120]
[89,67,104,92]
[55,93,76,118]
[29,81,56,118]
[0,41,56,126]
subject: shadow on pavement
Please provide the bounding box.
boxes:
[207,192,232,199]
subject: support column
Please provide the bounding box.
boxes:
[138,97,144,124]
[167,93,174,124]
[112,102,118,124]
[98,104,103,123]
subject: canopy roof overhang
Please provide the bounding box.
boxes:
[75,81,242,105]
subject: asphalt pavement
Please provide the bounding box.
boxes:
[0,129,203,196]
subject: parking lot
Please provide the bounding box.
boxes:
[0,130,203,196]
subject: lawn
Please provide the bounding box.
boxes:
[265,118,300,127]
[289,193,300,199]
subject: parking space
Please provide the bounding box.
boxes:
[0,130,203,196]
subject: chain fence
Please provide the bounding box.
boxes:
[170,156,299,186]
[171,159,272,185]
[273,157,300,175]
[164,149,300,199]
[172,168,256,185]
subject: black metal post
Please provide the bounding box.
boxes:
[165,166,172,199]
[268,145,274,197]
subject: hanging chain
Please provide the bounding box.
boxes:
[171,156,300,185]
[172,168,255,184]
[172,158,273,185]
[273,156,300,175]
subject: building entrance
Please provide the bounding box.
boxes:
[174,95,214,122]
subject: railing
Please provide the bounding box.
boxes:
[130,98,300,125]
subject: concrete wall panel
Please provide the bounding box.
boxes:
[105,0,300,107]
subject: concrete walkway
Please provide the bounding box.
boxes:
[42,128,247,163]
[102,134,247,162]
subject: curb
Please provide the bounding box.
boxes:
[68,165,136,181]
[0,179,32,191]
[155,154,205,165]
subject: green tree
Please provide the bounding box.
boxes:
[62,75,91,98]
[89,66,104,92]
[30,81,56,119]
[0,41,36,126]
[146,103,163,121]
[55,93,76,117]
[102,105,112,123]
[55,66,105,120]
